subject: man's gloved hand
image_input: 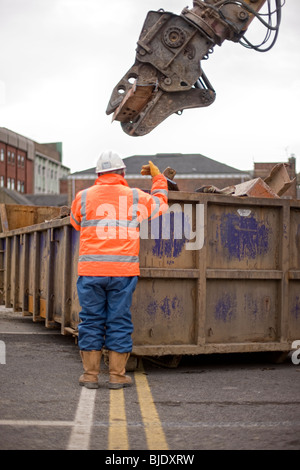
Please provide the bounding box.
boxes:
[141,160,160,177]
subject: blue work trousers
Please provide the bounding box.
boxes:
[77,275,138,353]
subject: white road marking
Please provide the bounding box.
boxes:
[0,420,73,426]
[67,386,97,450]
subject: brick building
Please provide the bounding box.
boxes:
[122,153,251,192]
[0,127,70,196]
[63,153,251,204]
[0,127,34,194]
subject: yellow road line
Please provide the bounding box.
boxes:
[134,363,169,450]
[108,388,129,450]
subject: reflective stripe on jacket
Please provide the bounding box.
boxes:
[70,173,168,276]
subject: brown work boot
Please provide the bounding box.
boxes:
[108,351,133,389]
[79,350,101,389]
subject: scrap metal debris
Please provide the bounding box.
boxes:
[51,206,71,220]
[169,163,295,198]
[264,162,296,197]
[163,167,179,191]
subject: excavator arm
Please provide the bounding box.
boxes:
[106,0,283,136]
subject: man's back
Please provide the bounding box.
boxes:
[70,172,168,277]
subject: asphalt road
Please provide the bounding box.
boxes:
[0,307,299,454]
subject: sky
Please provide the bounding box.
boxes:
[0,0,299,174]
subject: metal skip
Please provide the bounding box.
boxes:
[0,193,299,358]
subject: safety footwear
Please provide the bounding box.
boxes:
[108,351,133,389]
[79,350,102,389]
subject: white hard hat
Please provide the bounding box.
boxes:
[95,150,126,174]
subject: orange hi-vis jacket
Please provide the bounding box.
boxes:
[70,173,168,276]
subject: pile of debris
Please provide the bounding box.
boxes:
[163,162,296,198]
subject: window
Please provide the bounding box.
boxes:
[0,149,4,162]
[21,182,24,193]
[21,156,25,167]
[0,176,4,187]
[7,177,10,189]
[17,180,21,192]
[7,151,10,164]
[11,178,15,190]
[11,152,15,164]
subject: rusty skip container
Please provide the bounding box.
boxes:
[0,192,299,357]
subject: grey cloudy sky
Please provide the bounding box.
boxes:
[0,0,299,174]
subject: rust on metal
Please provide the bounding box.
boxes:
[0,204,61,233]
[163,167,179,191]
[231,178,280,199]
[194,164,295,199]
[112,81,156,123]
[264,163,296,197]
[106,1,274,135]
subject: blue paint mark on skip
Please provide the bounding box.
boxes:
[147,300,158,317]
[152,237,186,260]
[291,296,300,320]
[146,295,183,319]
[152,212,187,261]
[220,212,269,260]
[160,297,171,318]
[215,293,236,322]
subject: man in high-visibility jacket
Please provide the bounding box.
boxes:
[70,150,168,389]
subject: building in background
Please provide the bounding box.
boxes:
[1,127,297,204]
[34,141,69,194]
[63,153,251,204]
[122,153,251,192]
[0,127,34,194]
[0,127,70,197]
